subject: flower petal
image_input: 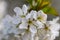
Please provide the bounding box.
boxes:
[22,18,27,23]
[36,20,44,29]
[29,25,37,33]
[2,15,13,23]
[26,13,32,20]
[22,4,28,15]
[33,11,37,20]
[38,10,47,23]
[22,32,31,40]
[13,28,26,35]
[14,7,23,16]
[19,23,28,29]
[27,10,37,20]
[31,33,35,40]
[12,16,21,24]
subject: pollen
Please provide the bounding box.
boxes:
[28,20,32,24]
[21,15,25,18]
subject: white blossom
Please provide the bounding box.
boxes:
[0,4,60,40]
[19,10,44,34]
[14,4,28,17]
[44,17,60,40]
[38,10,47,23]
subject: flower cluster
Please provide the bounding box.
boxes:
[0,4,60,40]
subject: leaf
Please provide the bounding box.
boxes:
[41,1,50,8]
[36,0,43,8]
[26,0,33,5]
[37,0,42,4]
[48,7,59,16]
[36,0,50,11]
[42,7,59,16]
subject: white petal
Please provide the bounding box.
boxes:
[51,30,59,40]
[22,18,27,23]
[19,23,28,29]
[36,20,44,29]
[33,11,37,20]
[12,16,21,24]
[47,21,60,31]
[26,10,37,20]
[34,35,39,40]
[22,4,28,15]
[26,13,32,20]
[29,25,37,33]
[37,29,48,40]
[14,7,23,16]
[37,10,43,17]
[53,17,59,23]
[38,10,47,23]
[13,28,26,35]
[31,33,35,40]
[22,32,31,40]
[30,10,36,14]
[2,15,13,23]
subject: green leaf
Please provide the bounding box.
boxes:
[37,0,42,4]
[41,1,50,8]
[36,0,43,9]
[26,0,33,5]
[42,7,59,16]
[35,0,50,11]
[42,7,49,12]
[48,7,59,16]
